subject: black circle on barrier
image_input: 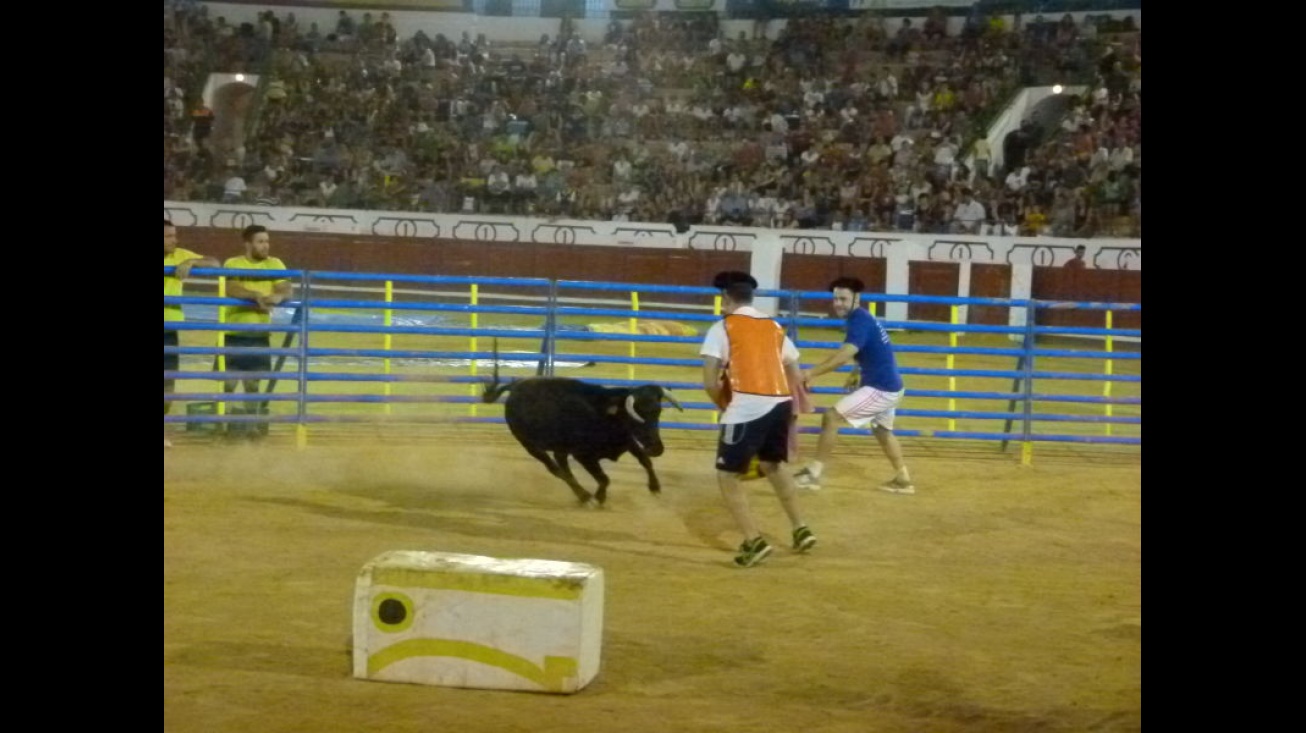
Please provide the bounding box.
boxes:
[378,598,407,625]
[1033,246,1056,266]
[846,239,888,258]
[475,224,494,241]
[1116,250,1138,269]
[791,237,815,255]
[554,227,576,244]
[713,234,737,251]
[950,243,974,260]
[230,212,255,229]
[395,219,418,237]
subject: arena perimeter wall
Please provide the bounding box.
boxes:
[163,200,1141,332]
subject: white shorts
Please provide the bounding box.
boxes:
[834,387,904,430]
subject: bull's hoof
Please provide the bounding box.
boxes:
[580,498,600,509]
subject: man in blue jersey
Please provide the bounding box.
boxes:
[793,277,914,494]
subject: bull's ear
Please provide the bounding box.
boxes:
[605,394,623,416]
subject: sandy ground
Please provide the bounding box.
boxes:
[164,425,1141,733]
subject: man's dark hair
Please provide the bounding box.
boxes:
[724,281,754,304]
[712,270,758,290]
[829,276,865,293]
[242,224,269,242]
[1074,245,1086,253]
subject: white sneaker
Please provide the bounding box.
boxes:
[164,438,173,449]
[879,477,915,495]
[793,467,822,491]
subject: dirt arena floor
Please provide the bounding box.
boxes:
[164,422,1141,733]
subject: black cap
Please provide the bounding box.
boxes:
[712,270,758,290]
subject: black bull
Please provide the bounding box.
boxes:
[482,375,684,507]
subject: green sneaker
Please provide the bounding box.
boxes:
[733,537,773,568]
[792,525,817,553]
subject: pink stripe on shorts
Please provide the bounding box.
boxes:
[834,386,905,429]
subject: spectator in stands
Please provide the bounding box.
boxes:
[485,164,511,213]
[951,188,986,234]
[334,10,355,41]
[163,6,1138,239]
[1021,199,1048,236]
[222,170,248,202]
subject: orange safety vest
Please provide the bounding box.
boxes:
[722,313,791,398]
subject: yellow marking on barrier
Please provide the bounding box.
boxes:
[371,568,586,600]
[628,291,639,382]
[469,284,480,417]
[1021,440,1033,466]
[384,281,394,416]
[296,424,308,449]
[1104,310,1114,437]
[367,639,578,692]
[948,305,958,432]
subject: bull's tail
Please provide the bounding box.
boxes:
[482,337,514,403]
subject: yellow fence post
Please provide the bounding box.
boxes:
[383,281,394,416]
[469,284,479,417]
[1103,310,1114,437]
[712,294,722,424]
[217,276,227,418]
[628,291,639,382]
[948,305,958,433]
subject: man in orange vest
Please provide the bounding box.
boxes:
[700,271,816,568]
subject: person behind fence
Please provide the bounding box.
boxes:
[699,270,817,568]
[1064,244,1088,269]
[164,218,219,448]
[217,225,291,421]
[793,277,914,495]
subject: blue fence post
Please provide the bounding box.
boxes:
[786,290,801,342]
[1020,301,1037,465]
[546,278,559,377]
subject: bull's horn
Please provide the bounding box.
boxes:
[625,394,645,423]
[660,387,684,411]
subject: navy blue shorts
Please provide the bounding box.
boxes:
[715,401,792,474]
[215,333,272,373]
[164,330,179,373]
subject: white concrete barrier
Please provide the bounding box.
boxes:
[352,551,604,694]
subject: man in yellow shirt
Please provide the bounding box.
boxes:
[219,225,292,413]
[164,219,219,448]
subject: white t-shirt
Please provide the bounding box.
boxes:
[954,199,987,226]
[699,306,800,424]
